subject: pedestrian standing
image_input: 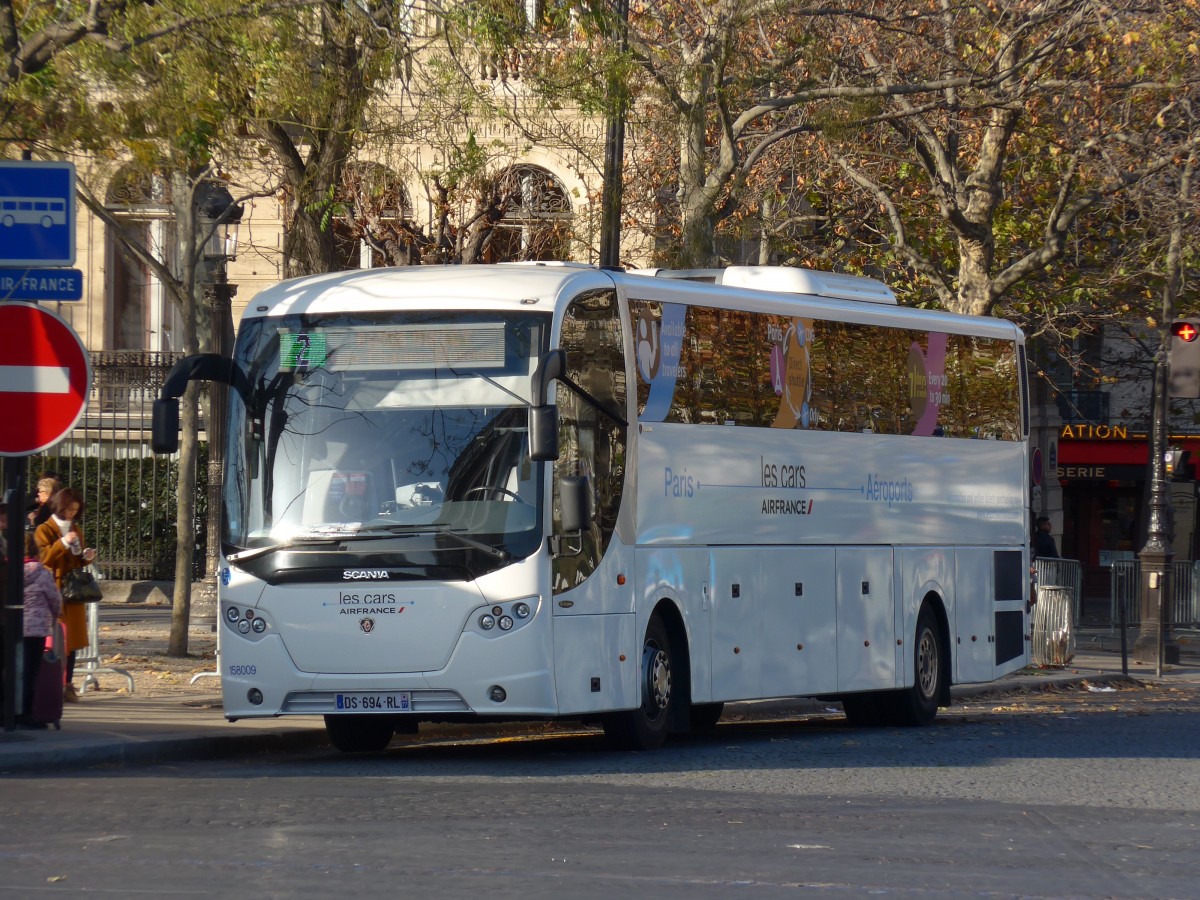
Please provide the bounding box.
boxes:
[0,501,7,715]
[0,499,7,604]
[1033,515,1059,560]
[20,533,62,728]
[34,487,96,703]
[27,474,62,531]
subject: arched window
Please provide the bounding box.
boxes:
[484,164,573,262]
[105,168,179,350]
[333,163,414,269]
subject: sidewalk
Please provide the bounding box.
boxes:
[3,611,1198,775]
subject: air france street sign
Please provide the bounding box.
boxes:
[0,268,83,301]
[0,302,91,456]
[0,161,76,266]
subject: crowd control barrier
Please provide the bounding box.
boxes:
[1109,560,1198,633]
[78,601,134,695]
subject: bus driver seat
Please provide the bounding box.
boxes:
[301,470,377,524]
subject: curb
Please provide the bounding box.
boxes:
[723,670,1139,721]
[0,727,330,776]
[948,670,1137,700]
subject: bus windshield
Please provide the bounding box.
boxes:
[222,311,550,566]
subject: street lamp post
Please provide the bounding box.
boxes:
[194,183,243,622]
[1133,346,1181,671]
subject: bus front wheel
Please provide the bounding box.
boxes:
[323,714,397,752]
[840,692,887,726]
[689,702,724,731]
[603,615,675,751]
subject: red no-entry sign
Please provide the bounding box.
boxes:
[0,301,91,456]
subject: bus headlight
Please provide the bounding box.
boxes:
[470,598,538,638]
[223,604,271,641]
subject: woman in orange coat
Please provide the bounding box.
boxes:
[35,487,97,703]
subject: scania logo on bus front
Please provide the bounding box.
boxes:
[343,569,390,580]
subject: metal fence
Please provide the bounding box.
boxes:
[23,351,207,582]
[1109,560,1200,631]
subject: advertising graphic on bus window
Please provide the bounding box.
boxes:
[630,300,1019,441]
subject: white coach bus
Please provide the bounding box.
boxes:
[153,263,1031,752]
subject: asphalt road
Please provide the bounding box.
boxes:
[2,684,1198,899]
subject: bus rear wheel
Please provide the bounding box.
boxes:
[323,714,398,752]
[886,606,944,726]
[603,615,675,751]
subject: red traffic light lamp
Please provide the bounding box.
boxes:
[1169,319,1200,399]
[1171,320,1198,342]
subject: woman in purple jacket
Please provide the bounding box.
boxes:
[21,533,63,728]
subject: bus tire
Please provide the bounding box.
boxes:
[603,615,675,751]
[323,714,397,752]
[840,693,887,726]
[689,702,724,731]
[886,605,944,726]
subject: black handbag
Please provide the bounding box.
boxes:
[62,565,102,604]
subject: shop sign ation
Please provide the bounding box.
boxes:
[1060,424,1129,440]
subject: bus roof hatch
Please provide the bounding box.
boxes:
[718,266,897,304]
[634,266,897,305]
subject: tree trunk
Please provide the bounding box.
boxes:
[283,205,338,279]
[674,73,721,268]
[168,380,200,657]
[168,172,202,657]
[954,236,995,318]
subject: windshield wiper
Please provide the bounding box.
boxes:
[448,366,529,407]
[229,524,511,564]
[227,535,345,563]
[358,524,510,562]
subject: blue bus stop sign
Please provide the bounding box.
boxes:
[0,161,76,266]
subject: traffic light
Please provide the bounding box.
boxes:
[1169,319,1200,398]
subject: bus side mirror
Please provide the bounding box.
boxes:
[532,349,566,405]
[528,405,559,461]
[152,352,249,455]
[152,399,180,454]
[560,475,591,534]
[529,349,567,461]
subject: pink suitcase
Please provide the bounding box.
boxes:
[30,623,65,729]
